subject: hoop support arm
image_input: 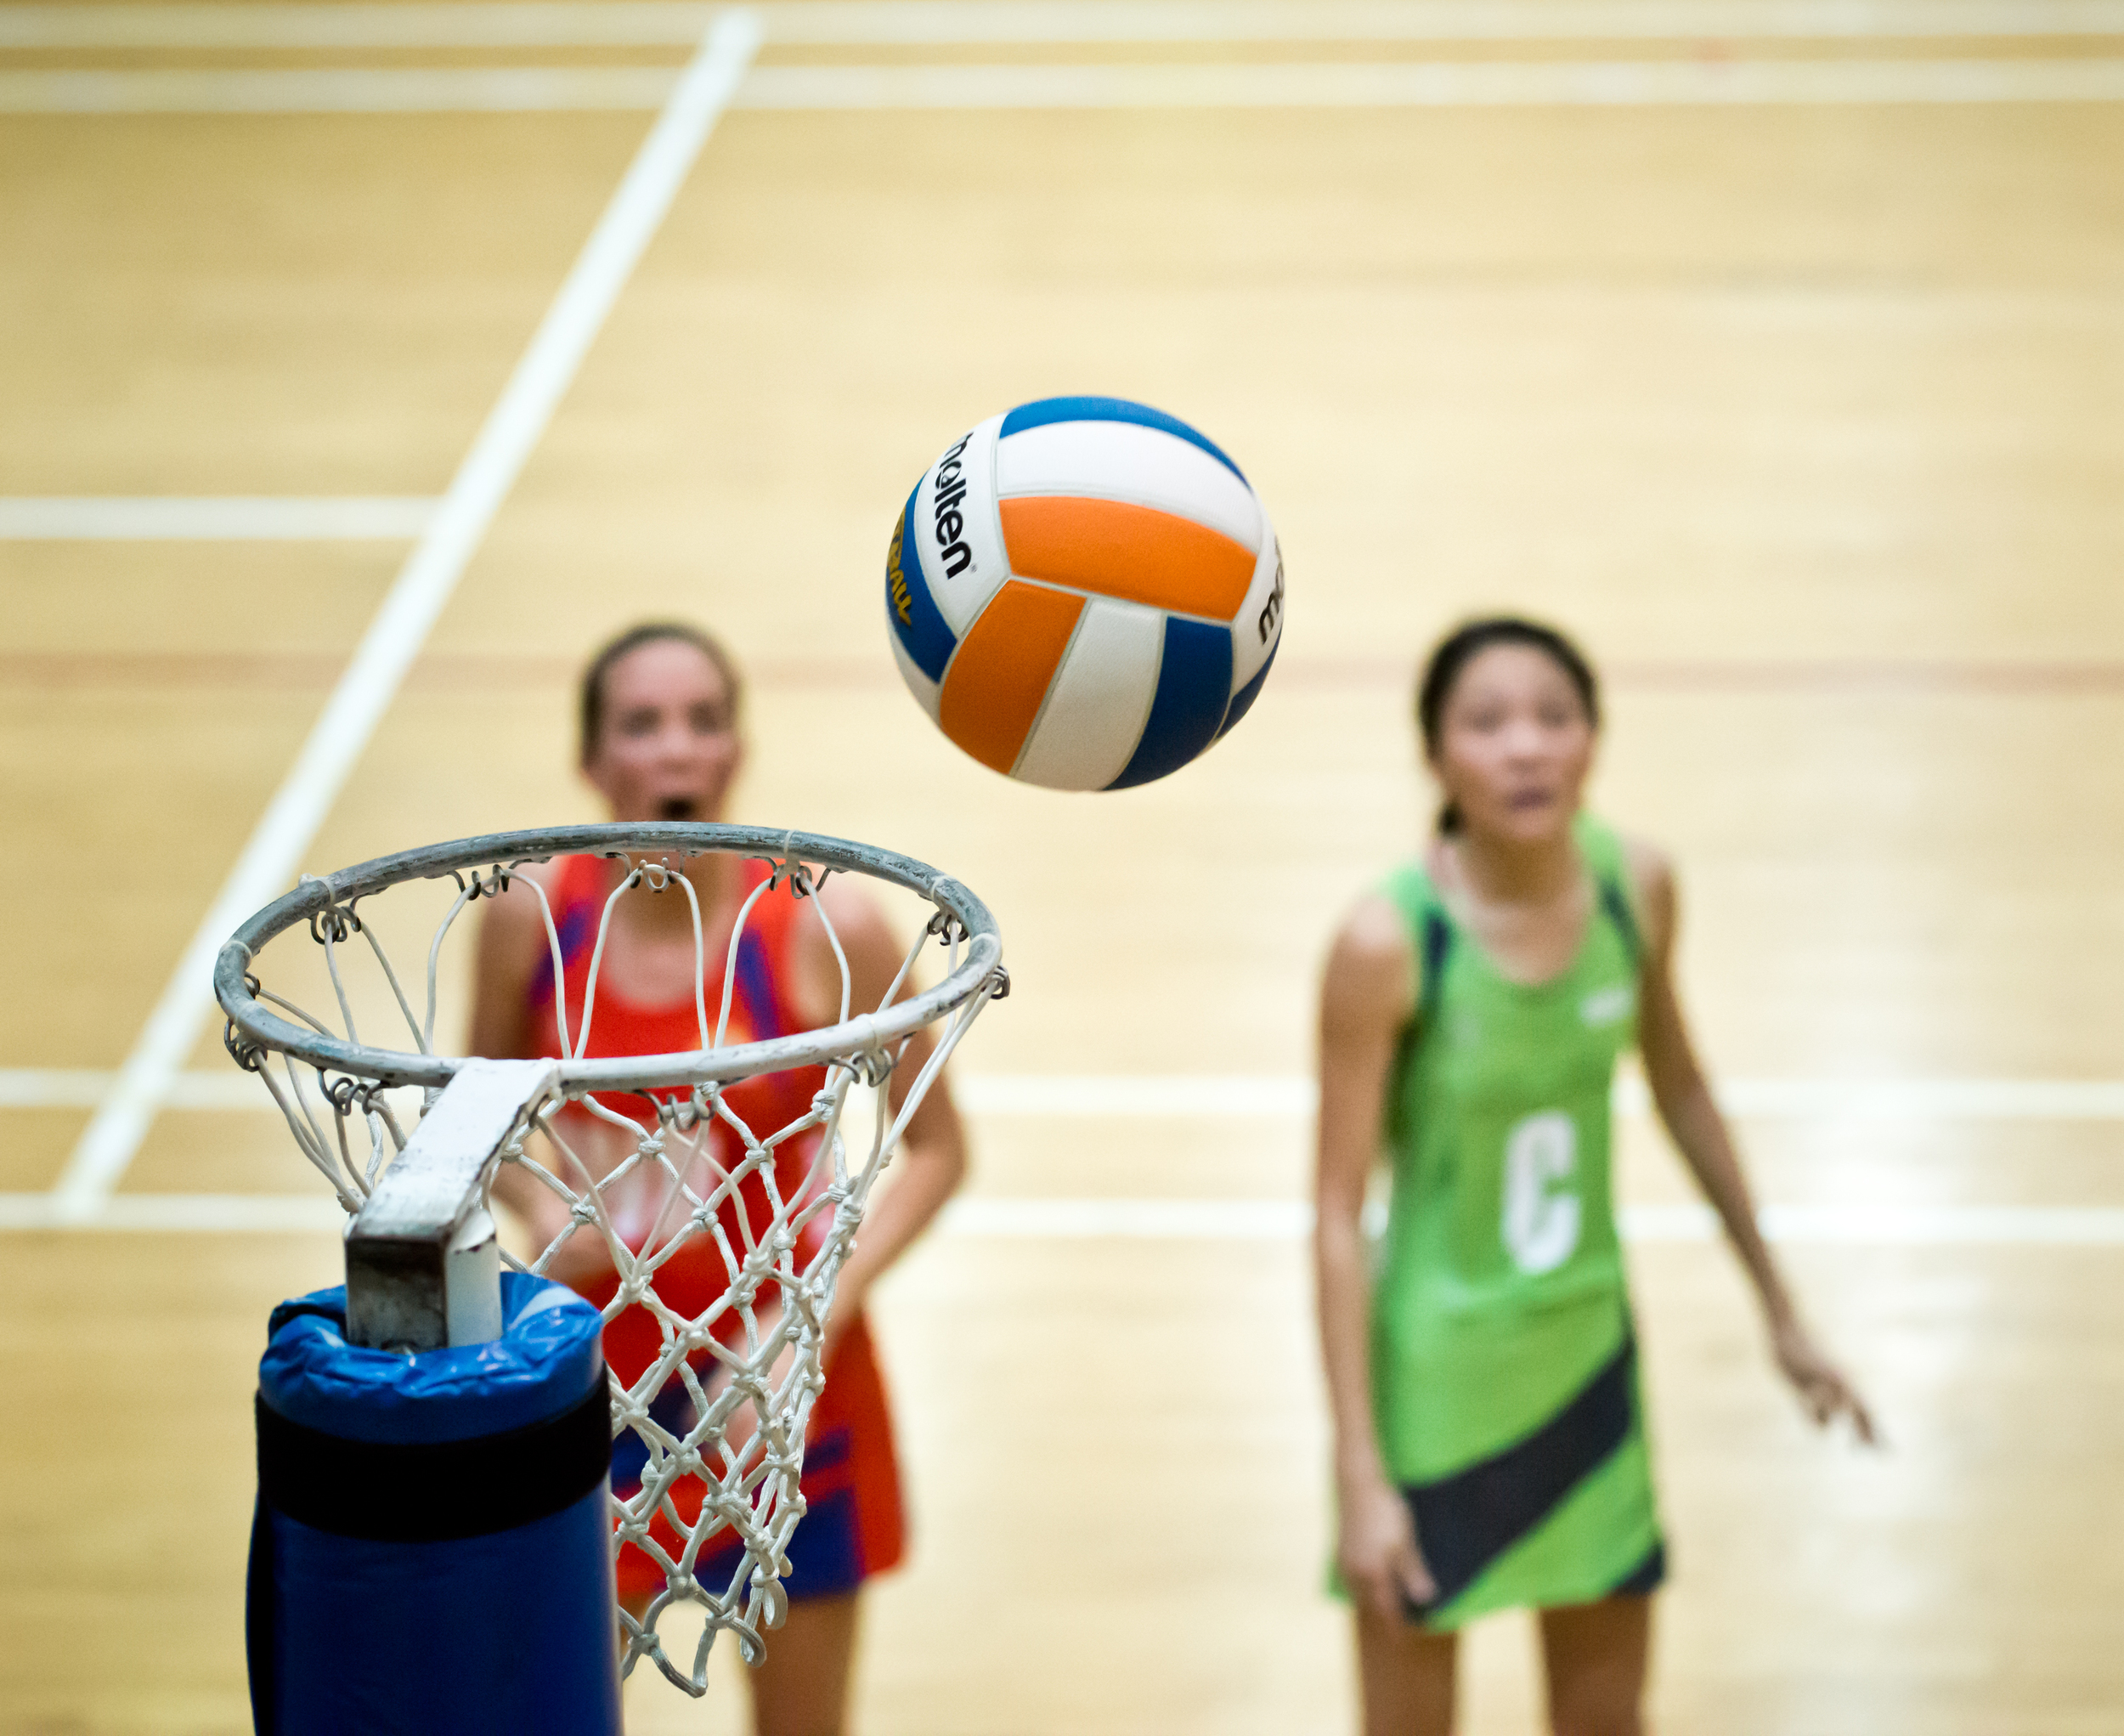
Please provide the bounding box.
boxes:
[345,1058,556,1354]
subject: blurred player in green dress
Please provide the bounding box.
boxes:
[1313,618,1875,1735]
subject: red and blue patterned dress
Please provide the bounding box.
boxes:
[525,854,906,1603]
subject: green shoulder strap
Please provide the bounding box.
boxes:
[1380,861,1456,1020]
[1574,815,1642,970]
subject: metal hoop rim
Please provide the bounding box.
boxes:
[213,823,1003,1092]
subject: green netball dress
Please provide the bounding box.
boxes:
[1367,814,1664,1628]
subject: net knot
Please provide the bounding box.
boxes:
[455,865,512,901]
[223,975,267,1072]
[842,1049,893,1089]
[765,840,819,900]
[301,876,360,944]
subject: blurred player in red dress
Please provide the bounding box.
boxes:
[472,622,968,1736]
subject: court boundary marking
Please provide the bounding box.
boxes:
[9,1067,2124,1118]
[13,57,2124,111]
[0,497,438,540]
[8,1,2124,51]
[13,1069,2117,1239]
[2,1190,2120,1243]
[938,1198,2124,1244]
[44,7,766,1224]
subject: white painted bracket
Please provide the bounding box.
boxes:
[344,1058,557,1354]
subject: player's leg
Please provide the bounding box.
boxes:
[745,1592,861,1736]
[1537,1595,1652,1736]
[1354,1606,1457,1735]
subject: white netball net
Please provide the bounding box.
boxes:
[217,827,1003,1694]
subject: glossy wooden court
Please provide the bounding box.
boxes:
[4,4,2124,1732]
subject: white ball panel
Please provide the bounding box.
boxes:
[887,616,943,725]
[1010,595,1166,791]
[994,421,1263,558]
[912,412,1008,636]
[1227,518,1285,696]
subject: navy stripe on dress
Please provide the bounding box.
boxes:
[1596,874,1641,968]
[1401,1336,1642,1614]
[732,927,779,1042]
[526,896,598,1009]
[1607,1539,1667,1598]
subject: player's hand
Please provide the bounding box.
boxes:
[1771,1314,1878,1445]
[1336,1469,1437,1621]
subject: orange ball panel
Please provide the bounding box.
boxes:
[997,495,1256,621]
[938,580,1087,774]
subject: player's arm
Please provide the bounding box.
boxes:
[1313,894,1435,1617]
[1628,839,1877,1442]
[466,868,575,1248]
[800,878,969,1359]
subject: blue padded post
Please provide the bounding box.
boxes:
[247,1273,620,1736]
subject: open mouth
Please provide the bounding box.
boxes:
[658,796,698,822]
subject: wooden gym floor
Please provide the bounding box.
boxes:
[3,4,2123,1732]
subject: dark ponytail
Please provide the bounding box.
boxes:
[1415,617,1600,834]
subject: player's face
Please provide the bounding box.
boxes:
[584,639,743,823]
[1430,644,1595,847]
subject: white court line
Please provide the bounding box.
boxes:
[739,57,2124,105]
[44,8,765,1224]
[0,65,680,113]
[0,1070,261,1110]
[961,1072,2124,1121]
[8,1067,2124,1119]
[941,1198,2124,1243]
[12,57,2124,112]
[0,497,437,540]
[754,0,2124,43]
[961,1073,1317,1117]
[3,1190,2121,1242]
[0,1192,346,1232]
[1613,1074,2124,1122]
[7,1,2124,50]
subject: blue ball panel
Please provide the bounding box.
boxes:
[887,483,957,684]
[1106,616,1234,789]
[1000,396,1247,484]
[1213,633,1278,742]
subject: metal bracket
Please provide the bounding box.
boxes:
[344,1058,556,1354]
